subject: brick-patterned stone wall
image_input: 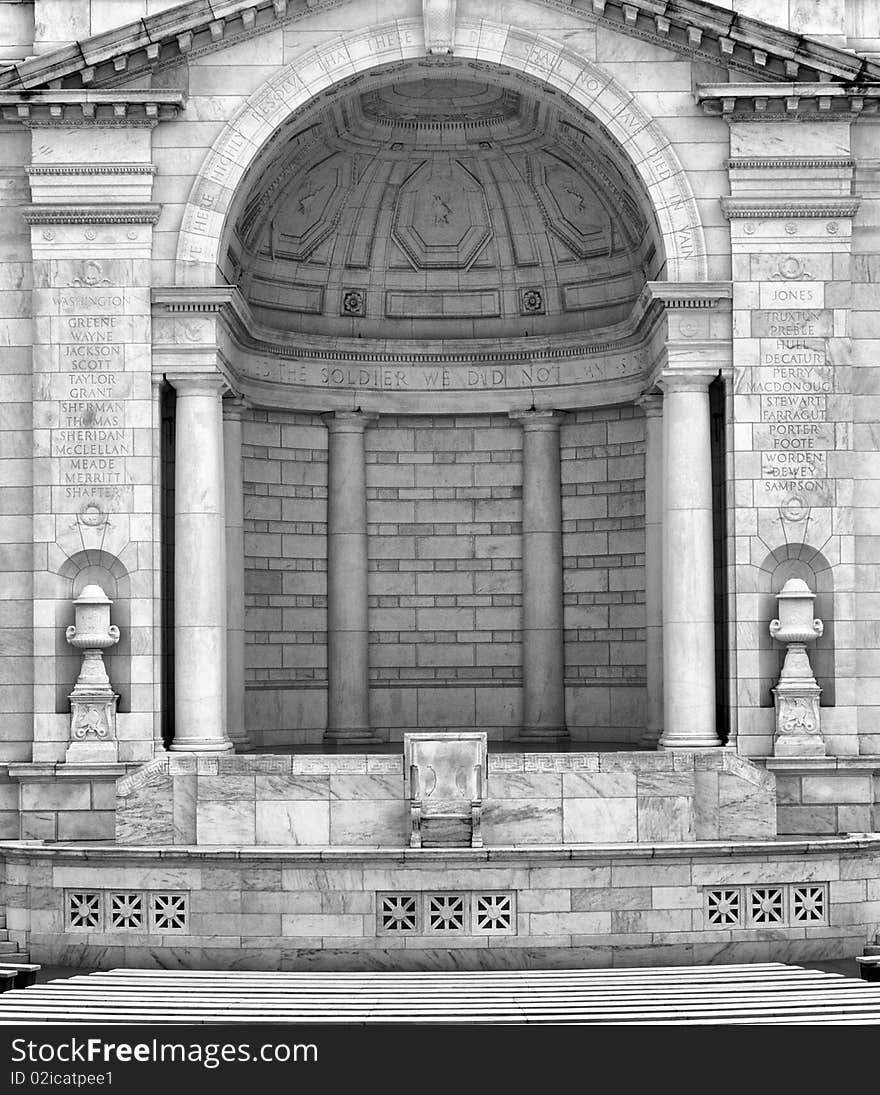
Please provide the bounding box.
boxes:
[242,409,647,745]
[562,406,646,742]
[242,410,328,748]
[366,415,522,739]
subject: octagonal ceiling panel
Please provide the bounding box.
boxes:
[392,160,493,270]
[527,158,612,259]
[270,153,351,263]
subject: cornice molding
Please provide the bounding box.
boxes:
[151,284,655,370]
[645,281,733,309]
[0,0,878,94]
[696,83,880,121]
[23,203,162,224]
[26,164,158,176]
[720,197,861,219]
[0,91,185,126]
[152,286,239,313]
[727,157,854,170]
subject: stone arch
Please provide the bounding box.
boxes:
[756,544,836,709]
[174,16,707,287]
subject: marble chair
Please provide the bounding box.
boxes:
[404,732,488,848]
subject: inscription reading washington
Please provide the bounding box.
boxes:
[52,290,132,510]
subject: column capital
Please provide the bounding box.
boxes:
[509,408,565,431]
[322,410,378,434]
[658,368,719,395]
[165,372,227,397]
[637,390,663,417]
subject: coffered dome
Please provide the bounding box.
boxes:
[222,64,663,342]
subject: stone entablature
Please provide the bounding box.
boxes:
[152,283,735,414]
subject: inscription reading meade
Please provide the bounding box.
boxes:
[54,301,131,507]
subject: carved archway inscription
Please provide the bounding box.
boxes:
[175,17,707,288]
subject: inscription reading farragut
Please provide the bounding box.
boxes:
[745,297,841,509]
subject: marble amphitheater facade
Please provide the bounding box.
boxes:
[0,0,879,969]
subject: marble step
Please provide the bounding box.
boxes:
[0,964,878,1024]
[858,956,880,982]
[0,962,40,989]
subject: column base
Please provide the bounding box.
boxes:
[324,727,381,746]
[659,734,722,750]
[516,725,569,745]
[639,729,662,749]
[169,736,234,753]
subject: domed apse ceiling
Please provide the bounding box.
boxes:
[223,63,663,342]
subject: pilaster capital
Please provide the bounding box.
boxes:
[636,390,664,417]
[322,410,378,434]
[222,396,248,422]
[509,409,565,432]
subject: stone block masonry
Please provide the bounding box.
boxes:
[114,749,776,847]
[6,834,878,972]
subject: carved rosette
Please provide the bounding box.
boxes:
[769,578,826,757]
[65,584,120,763]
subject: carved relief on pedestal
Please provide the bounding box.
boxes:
[65,584,120,763]
[769,577,825,757]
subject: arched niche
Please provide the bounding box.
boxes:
[174,18,707,291]
[757,544,836,708]
[54,551,131,715]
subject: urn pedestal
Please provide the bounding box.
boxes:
[770,578,825,758]
[65,585,120,764]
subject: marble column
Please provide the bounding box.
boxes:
[512,410,567,742]
[639,392,664,748]
[659,371,721,749]
[324,411,376,744]
[223,398,251,752]
[168,375,232,753]
[151,375,164,752]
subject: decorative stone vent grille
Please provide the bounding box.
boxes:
[377,892,516,936]
[65,891,189,934]
[705,884,828,928]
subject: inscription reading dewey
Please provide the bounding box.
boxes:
[744,297,841,509]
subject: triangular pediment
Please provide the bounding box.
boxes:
[0,0,878,94]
